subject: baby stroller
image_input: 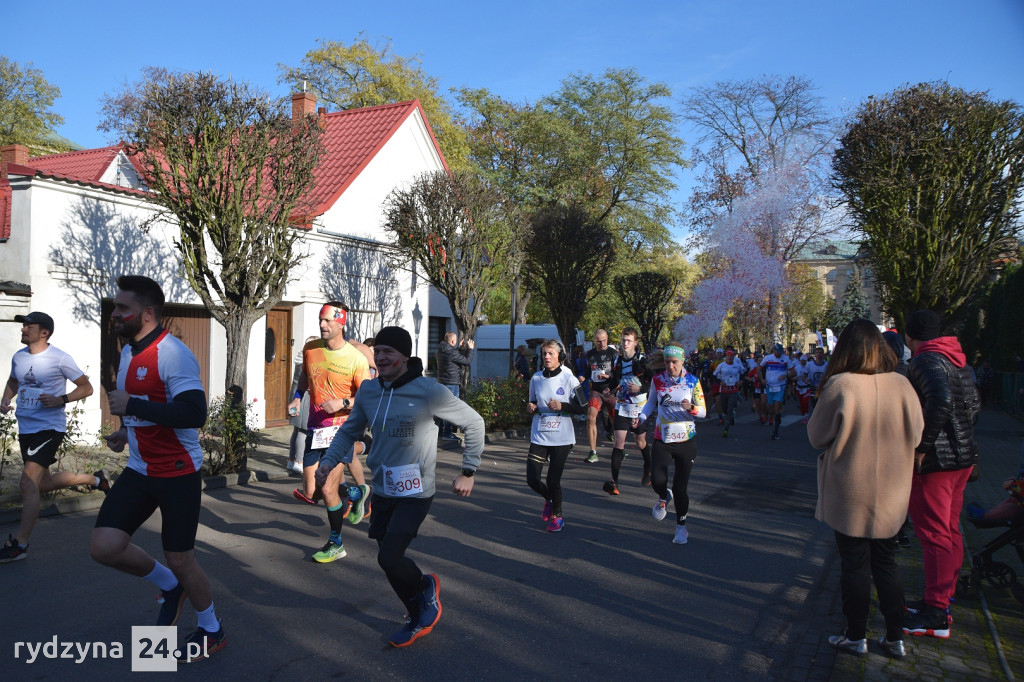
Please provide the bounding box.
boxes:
[957,511,1024,599]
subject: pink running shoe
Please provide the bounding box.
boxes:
[542,500,553,522]
[546,516,564,532]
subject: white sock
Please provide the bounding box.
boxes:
[195,602,219,632]
[144,562,178,592]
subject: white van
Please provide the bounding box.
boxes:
[470,324,585,381]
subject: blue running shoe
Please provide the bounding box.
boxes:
[418,574,442,630]
[157,583,186,626]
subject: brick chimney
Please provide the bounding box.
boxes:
[291,91,316,121]
[1,144,30,181]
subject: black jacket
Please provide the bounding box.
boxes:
[436,342,473,385]
[907,352,980,474]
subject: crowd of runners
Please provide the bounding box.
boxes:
[4,284,911,657]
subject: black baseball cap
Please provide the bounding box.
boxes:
[15,311,54,333]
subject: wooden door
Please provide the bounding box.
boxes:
[100,301,211,434]
[263,307,292,426]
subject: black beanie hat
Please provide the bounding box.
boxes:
[881,330,905,360]
[905,310,942,342]
[375,326,413,358]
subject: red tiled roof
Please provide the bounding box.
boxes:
[4,100,448,224]
[5,162,149,198]
[306,99,449,217]
[28,146,124,183]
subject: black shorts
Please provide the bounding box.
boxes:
[19,430,65,468]
[613,414,646,434]
[367,494,433,542]
[94,468,203,552]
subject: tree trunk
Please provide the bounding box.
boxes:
[219,311,258,472]
[222,312,257,399]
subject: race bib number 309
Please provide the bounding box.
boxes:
[383,463,424,497]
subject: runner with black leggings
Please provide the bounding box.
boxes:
[636,343,706,545]
[527,340,587,532]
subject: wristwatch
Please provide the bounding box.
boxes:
[460,468,475,478]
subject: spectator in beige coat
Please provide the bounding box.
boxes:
[808,319,924,659]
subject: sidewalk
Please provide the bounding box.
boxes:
[830,407,1024,681]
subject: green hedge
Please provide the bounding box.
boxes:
[464,374,531,431]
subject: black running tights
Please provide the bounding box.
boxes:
[651,438,697,524]
[526,443,572,516]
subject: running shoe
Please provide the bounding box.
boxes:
[542,500,553,522]
[312,541,347,563]
[652,499,668,521]
[546,516,564,532]
[903,606,951,638]
[363,494,372,521]
[418,574,442,629]
[906,599,953,624]
[828,633,867,655]
[347,484,370,524]
[877,637,906,658]
[289,460,304,475]
[771,433,781,440]
[293,488,318,505]
[722,429,728,438]
[759,417,767,425]
[585,451,599,463]
[602,480,620,496]
[672,525,689,544]
[799,416,809,424]
[157,583,186,626]
[390,617,429,648]
[0,535,26,563]
[93,469,111,494]
[176,619,227,663]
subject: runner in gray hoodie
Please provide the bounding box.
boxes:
[317,326,484,648]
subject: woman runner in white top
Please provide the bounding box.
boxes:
[526,340,587,532]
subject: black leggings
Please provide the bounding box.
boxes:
[651,438,697,524]
[526,443,571,517]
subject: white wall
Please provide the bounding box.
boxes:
[2,109,454,439]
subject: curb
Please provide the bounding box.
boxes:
[0,466,294,528]
[0,428,521,527]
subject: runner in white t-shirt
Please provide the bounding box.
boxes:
[527,340,587,532]
[713,350,743,437]
[0,311,105,564]
[759,344,794,441]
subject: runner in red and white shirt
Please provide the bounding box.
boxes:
[90,276,225,662]
[712,350,743,438]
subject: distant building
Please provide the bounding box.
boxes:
[791,240,890,347]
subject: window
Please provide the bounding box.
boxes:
[426,316,447,375]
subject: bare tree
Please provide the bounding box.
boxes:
[382,169,505,342]
[682,75,840,341]
[526,204,616,349]
[100,68,325,397]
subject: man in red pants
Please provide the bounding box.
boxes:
[903,310,980,639]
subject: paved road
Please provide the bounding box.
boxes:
[1,408,843,680]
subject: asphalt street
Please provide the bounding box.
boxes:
[0,407,841,681]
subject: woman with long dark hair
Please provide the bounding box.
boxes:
[808,319,923,658]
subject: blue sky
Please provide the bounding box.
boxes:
[6,0,1024,238]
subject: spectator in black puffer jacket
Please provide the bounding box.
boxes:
[902,310,980,640]
[436,332,474,439]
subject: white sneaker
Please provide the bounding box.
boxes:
[673,525,688,544]
[652,499,668,521]
[290,460,304,474]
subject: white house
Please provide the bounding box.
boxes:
[0,93,457,436]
